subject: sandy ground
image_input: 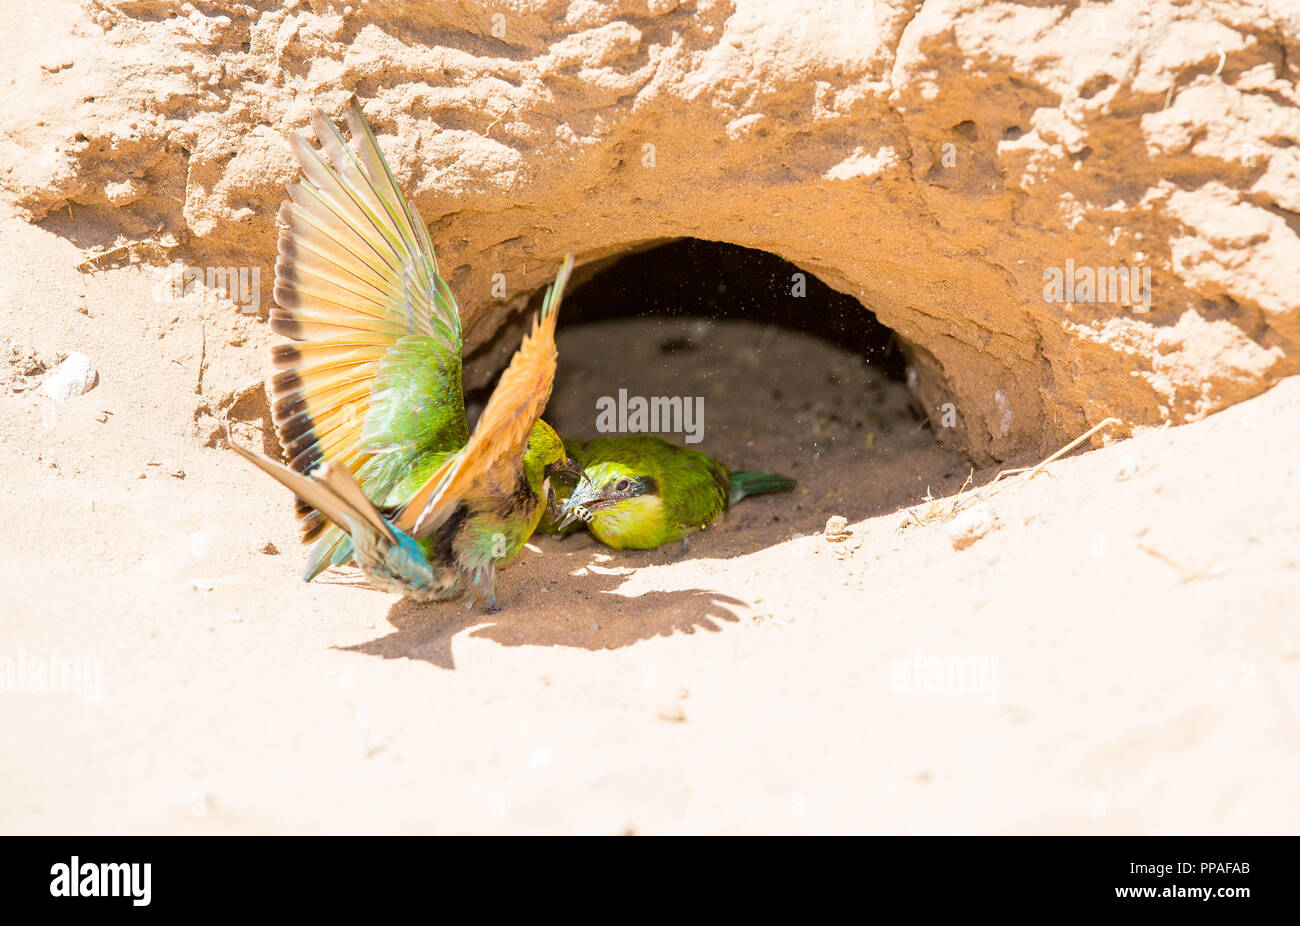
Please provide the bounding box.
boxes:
[1,193,1298,833]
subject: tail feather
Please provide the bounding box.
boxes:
[230,442,393,545]
[234,441,452,600]
[728,470,797,506]
[303,526,356,582]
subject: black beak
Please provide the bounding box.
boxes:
[551,455,588,486]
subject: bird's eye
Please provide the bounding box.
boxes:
[614,479,630,492]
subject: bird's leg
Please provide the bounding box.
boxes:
[483,562,500,613]
[673,535,692,561]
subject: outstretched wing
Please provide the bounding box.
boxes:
[271,95,468,549]
[395,255,575,537]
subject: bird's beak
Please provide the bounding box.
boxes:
[566,456,590,485]
[549,456,592,528]
[546,455,587,483]
[556,480,603,530]
[550,455,588,486]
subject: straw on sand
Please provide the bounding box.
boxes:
[907,417,1121,526]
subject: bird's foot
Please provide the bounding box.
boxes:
[672,536,692,561]
[484,563,499,613]
[464,563,500,613]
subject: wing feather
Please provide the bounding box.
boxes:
[270,95,468,553]
[396,255,575,536]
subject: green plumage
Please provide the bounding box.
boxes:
[244,95,578,610]
[542,435,796,550]
[300,333,470,580]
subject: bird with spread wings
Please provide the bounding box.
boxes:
[232,96,580,611]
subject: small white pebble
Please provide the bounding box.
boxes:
[42,352,97,402]
[824,515,850,540]
[946,506,997,550]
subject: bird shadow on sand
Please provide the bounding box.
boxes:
[334,439,1046,671]
[338,537,747,669]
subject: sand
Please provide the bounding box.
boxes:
[2,199,1298,833]
[1,0,1297,835]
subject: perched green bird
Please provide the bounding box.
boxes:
[543,435,796,550]
[233,96,581,611]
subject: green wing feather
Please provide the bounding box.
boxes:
[270,95,468,578]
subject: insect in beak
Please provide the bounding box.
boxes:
[556,481,602,529]
[555,501,595,530]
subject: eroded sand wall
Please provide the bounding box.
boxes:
[3,0,1298,461]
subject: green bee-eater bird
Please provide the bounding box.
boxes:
[542,435,796,550]
[232,96,581,611]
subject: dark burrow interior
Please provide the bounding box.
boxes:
[555,238,909,381]
[471,237,975,557]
